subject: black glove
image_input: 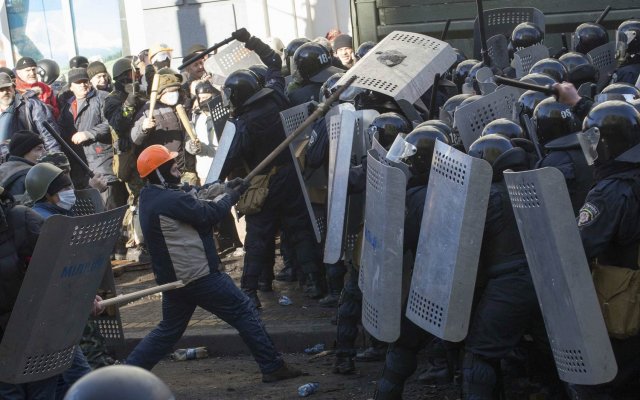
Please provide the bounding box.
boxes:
[232,28,251,43]
[125,92,138,108]
[225,177,249,196]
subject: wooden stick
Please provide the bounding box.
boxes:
[148,73,160,117]
[98,281,185,308]
[175,104,200,143]
[243,75,357,182]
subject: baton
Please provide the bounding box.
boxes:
[429,73,441,120]
[175,104,200,144]
[494,76,558,96]
[42,121,95,178]
[148,74,160,117]
[98,281,185,308]
[595,5,611,25]
[243,76,357,182]
[475,0,491,66]
[441,19,451,41]
[178,36,234,71]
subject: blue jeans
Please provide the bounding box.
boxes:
[0,376,58,400]
[126,272,283,374]
[56,347,92,400]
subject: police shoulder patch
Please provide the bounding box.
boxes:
[578,202,600,227]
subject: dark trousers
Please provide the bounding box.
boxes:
[126,272,283,374]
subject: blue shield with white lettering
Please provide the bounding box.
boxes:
[0,206,126,384]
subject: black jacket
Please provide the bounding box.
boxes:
[0,200,44,341]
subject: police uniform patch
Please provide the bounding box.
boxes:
[309,129,317,146]
[578,202,600,227]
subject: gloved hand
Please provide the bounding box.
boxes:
[225,177,249,196]
[89,172,109,193]
[185,139,202,155]
[197,182,225,200]
[232,28,251,43]
[142,117,156,132]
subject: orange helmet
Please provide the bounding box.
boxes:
[137,145,178,178]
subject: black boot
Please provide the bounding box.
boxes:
[305,273,324,299]
[243,289,262,309]
[275,265,296,282]
[319,275,343,307]
[332,355,355,375]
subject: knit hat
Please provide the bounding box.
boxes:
[9,131,44,157]
[47,172,73,196]
[0,72,13,88]
[332,34,353,50]
[87,61,108,80]
[156,69,182,94]
[68,67,90,83]
[15,57,37,70]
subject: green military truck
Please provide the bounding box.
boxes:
[350,0,640,58]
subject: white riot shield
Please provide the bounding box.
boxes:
[406,142,492,342]
[513,44,550,78]
[487,35,510,70]
[204,40,264,86]
[360,149,407,342]
[205,120,236,184]
[0,207,127,384]
[280,101,324,243]
[455,86,524,151]
[72,189,125,347]
[324,110,356,264]
[336,31,457,104]
[587,42,617,90]
[504,168,617,385]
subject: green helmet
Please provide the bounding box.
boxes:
[112,58,134,80]
[37,152,71,172]
[25,163,64,202]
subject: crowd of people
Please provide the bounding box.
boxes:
[0,11,639,400]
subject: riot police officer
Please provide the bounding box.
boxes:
[569,100,640,399]
[611,19,640,85]
[219,29,321,308]
[287,42,344,106]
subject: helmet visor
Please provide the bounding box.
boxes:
[386,134,416,163]
[221,86,232,109]
[616,30,629,62]
[576,127,600,165]
[594,93,637,103]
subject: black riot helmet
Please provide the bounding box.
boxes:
[453,59,479,94]
[481,118,524,139]
[63,365,175,400]
[36,59,60,85]
[616,19,640,61]
[511,22,544,50]
[462,61,486,94]
[559,51,599,88]
[468,134,529,180]
[530,58,568,83]
[354,90,400,114]
[440,93,473,126]
[448,48,468,76]
[579,100,640,165]
[532,97,582,146]
[294,42,337,83]
[368,112,412,150]
[195,80,218,96]
[320,72,344,102]
[573,23,609,54]
[520,72,557,86]
[595,82,640,103]
[284,38,310,72]
[416,120,460,147]
[69,55,89,69]
[516,90,552,118]
[222,69,262,112]
[397,126,450,176]
[248,64,268,87]
[355,41,376,61]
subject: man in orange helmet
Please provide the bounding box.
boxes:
[126,145,302,383]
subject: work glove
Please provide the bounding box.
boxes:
[225,177,249,196]
[197,183,225,200]
[232,28,251,43]
[185,139,202,155]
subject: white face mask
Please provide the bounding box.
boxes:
[56,189,77,210]
[162,91,180,106]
